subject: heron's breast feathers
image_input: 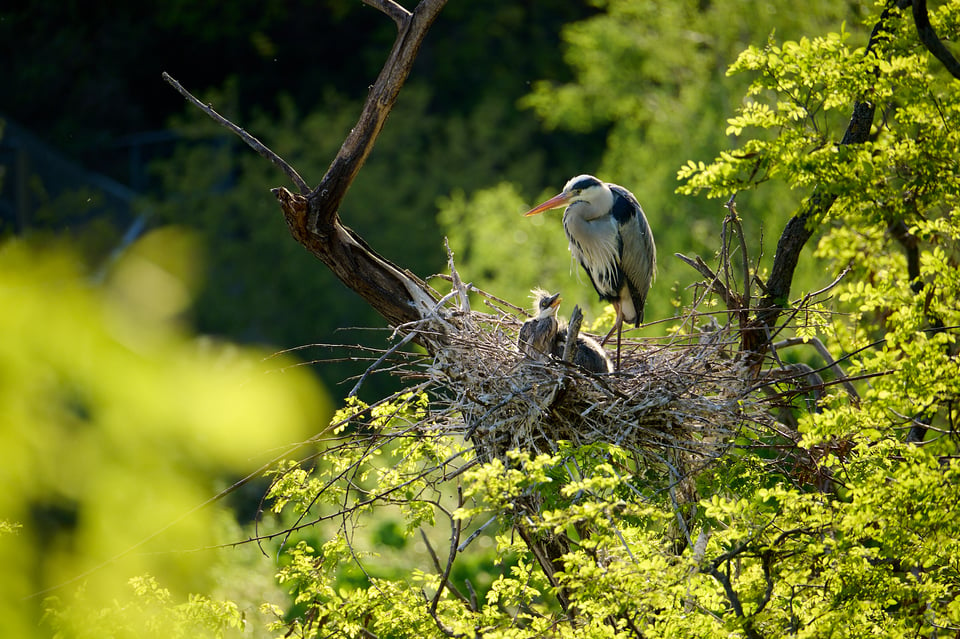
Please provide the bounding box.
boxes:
[564,216,623,300]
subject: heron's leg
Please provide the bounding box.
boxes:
[599,304,624,371]
[600,301,622,347]
[612,315,624,370]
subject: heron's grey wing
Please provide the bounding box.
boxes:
[573,335,614,374]
[518,320,535,355]
[611,185,656,325]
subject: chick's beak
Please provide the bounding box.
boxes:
[523,192,571,217]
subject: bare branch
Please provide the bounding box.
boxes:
[772,336,860,402]
[364,0,412,29]
[724,199,752,312]
[798,266,850,301]
[430,486,465,616]
[161,72,309,195]
[445,238,470,313]
[912,0,960,80]
[272,186,439,334]
[675,252,740,309]
[167,3,449,339]
[420,528,471,608]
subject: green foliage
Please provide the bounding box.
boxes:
[0,235,326,638]
[678,1,960,445]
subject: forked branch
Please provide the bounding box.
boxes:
[311,0,447,224]
[167,1,448,339]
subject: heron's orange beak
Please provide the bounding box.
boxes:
[547,293,562,309]
[523,192,571,216]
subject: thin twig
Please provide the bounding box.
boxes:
[348,289,458,397]
[725,199,752,311]
[431,274,527,314]
[161,72,310,194]
[458,515,498,552]
[445,237,470,313]
[675,252,738,308]
[420,529,471,607]
[430,485,464,616]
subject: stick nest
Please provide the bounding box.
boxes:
[421,304,753,469]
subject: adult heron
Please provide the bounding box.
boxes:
[518,289,562,360]
[524,174,656,369]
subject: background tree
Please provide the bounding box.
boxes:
[2,1,598,402]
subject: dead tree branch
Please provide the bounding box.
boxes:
[365,0,412,29]
[167,1,448,340]
[161,72,309,194]
[311,0,447,222]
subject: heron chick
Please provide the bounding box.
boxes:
[524,174,656,369]
[553,327,613,375]
[518,289,561,360]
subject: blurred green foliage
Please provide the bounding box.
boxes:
[0,233,327,638]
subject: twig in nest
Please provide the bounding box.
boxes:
[563,306,584,363]
[430,274,526,315]
[349,288,459,397]
[444,238,470,313]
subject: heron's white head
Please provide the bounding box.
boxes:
[523,174,611,218]
[530,289,562,319]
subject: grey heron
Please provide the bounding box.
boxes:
[523,174,656,369]
[518,289,562,360]
[553,327,613,375]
